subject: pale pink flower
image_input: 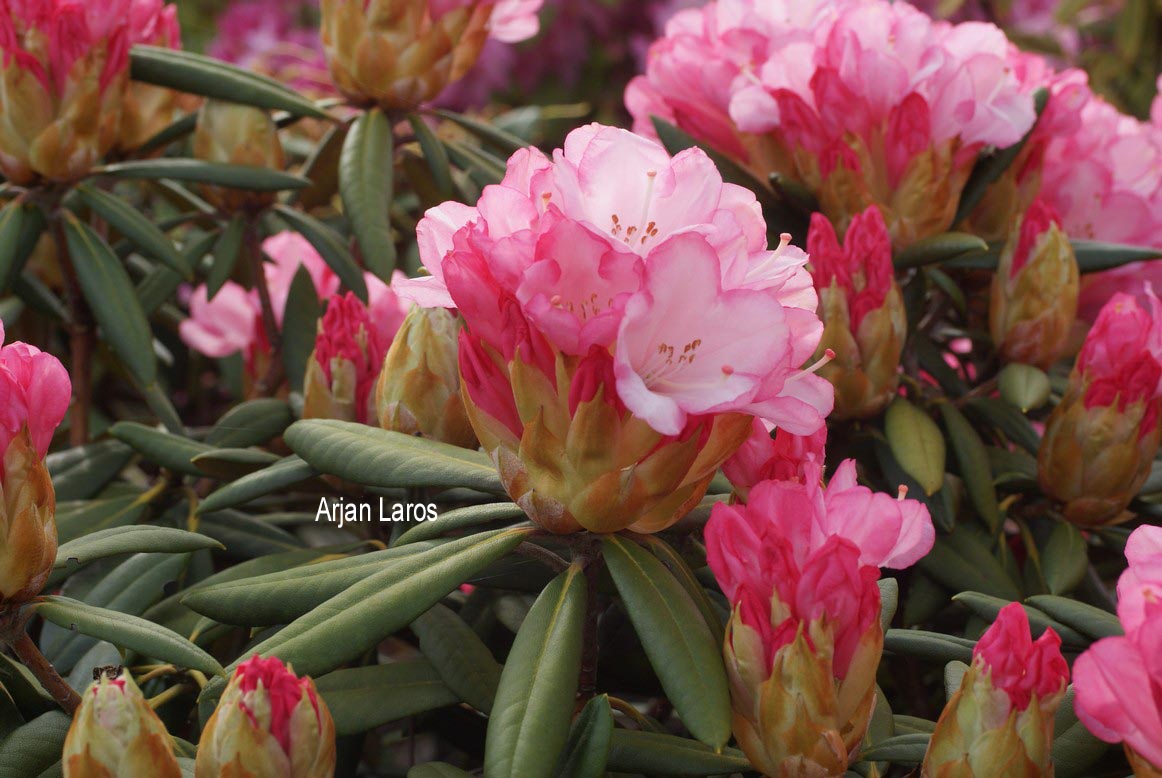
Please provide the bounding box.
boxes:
[0,322,71,467]
[208,0,334,96]
[1074,526,1162,769]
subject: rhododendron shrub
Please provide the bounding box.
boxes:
[0,1,1160,776]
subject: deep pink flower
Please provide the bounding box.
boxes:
[1074,526,1162,769]
[0,322,70,470]
[208,0,333,96]
[807,206,893,332]
[973,603,1068,711]
[722,417,827,498]
[1076,291,1162,417]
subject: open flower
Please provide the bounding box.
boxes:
[628,0,1036,250]
[0,322,70,606]
[924,603,1069,776]
[706,457,933,775]
[402,123,831,533]
[1037,290,1162,526]
[1074,525,1162,776]
[321,0,544,109]
[197,655,335,778]
[63,668,181,777]
[808,205,906,419]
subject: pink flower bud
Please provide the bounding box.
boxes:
[722,417,827,500]
[1038,290,1162,526]
[989,199,1079,368]
[63,668,181,777]
[400,124,833,533]
[118,1,184,153]
[924,604,1068,776]
[196,656,336,778]
[321,0,543,109]
[0,322,70,605]
[808,206,906,419]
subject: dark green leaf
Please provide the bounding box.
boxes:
[0,202,44,291]
[939,402,1000,531]
[412,603,502,713]
[918,530,1022,601]
[207,398,294,448]
[280,265,322,392]
[315,660,459,736]
[1052,687,1110,778]
[407,115,456,201]
[605,730,751,775]
[951,592,1086,646]
[435,109,528,155]
[109,422,212,476]
[54,526,222,571]
[272,204,367,301]
[340,109,396,278]
[1073,240,1162,273]
[894,232,989,270]
[0,712,71,777]
[195,456,319,515]
[98,159,310,192]
[885,398,945,495]
[47,441,134,501]
[55,494,150,545]
[1025,595,1123,640]
[190,448,282,480]
[206,215,245,298]
[395,502,527,546]
[1042,523,1089,596]
[554,695,613,778]
[883,629,975,664]
[76,184,191,279]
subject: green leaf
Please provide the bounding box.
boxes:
[1024,595,1122,640]
[435,109,528,155]
[998,363,1051,412]
[30,596,224,676]
[879,578,900,633]
[207,398,294,448]
[54,526,222,571]
[206,215,245,298]
[412,603,502,713]
[603,536,731,749]
[196,510,305,557]
[884,629,976,664]
[856,733,931,765]
[951,592,1086,646]
[395,502,528,546]
[340,109,396,278]
[486,565,586,778]
[953,87,1048,226]
[407,115,456,201]
[919,530,1022,601]
[605,730,752,775]
[55,493,149,545]
[965,397,1040,455]
[195,456,320,515]
[1072,239,1162,273]
[1042,523,1089,596]
[62,213,157,386]
[641,535,725,647]
[280,265,322,392]
[893,232,989,270]
[938,403,1000,531]
[140,232,214,314]
[190,448,282,480]
[109,422,212,476]
[1052,687,1110,778]
[0,712,71,777]
[285,419,504,493]
[443,139,507,186]
[98,159,310,192]
[75,184,191,279]
[129,45,328,118]
[885,398,946,495]
[0,202,45,291]
[554,695,613,778]
[314,660,459,736]
[272,204,367,301]
[47,440,134,501]
[225,527,530,676]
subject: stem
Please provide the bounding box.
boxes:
[51,216,94,446]
[10,630,81,714]
[244,222,284,397]
[577,541,602,702]
[514,541,569,573]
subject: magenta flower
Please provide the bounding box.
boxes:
[721,417,827,500]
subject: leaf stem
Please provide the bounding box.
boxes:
[51,213,94,446]
[9,629,82,715]
[244,220,285,397]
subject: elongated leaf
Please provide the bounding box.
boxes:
[63,213,157,386]
[412,603,502,713]
[857,733,931,764]
[407,115,456,201]
[641,535,725,647]
[894,232,989,270]
[195,456,320,515]
[965,397,1040,455]
[554,695,613,778]
[1042,523,1089,596]
[395,502,527,546]
[30,596,224,676]
[197,511,305,557]
[918,530,1022,601]
[285,419,504,493]
[1072,240,1162,273]
[47,441,134,502]
[109,422,213,476]
[0,202,44,291]
[98,159,309,191]
[443,139,507,186]
[280,264,321,391]
[207,398,294,448]
[0,712,71,777]
[225,528,530,677]
[435,109,528,155]
[55,493,149,545]
[1052,687,1110,778]
[951,592,1086,646]
[76,184,190,278]
[605,730,751,775]
[486,566,586,778]
[191,448,281,480]
[603,536,731,748]
[273,204,367,301]
[340,109,396,277]
[54,526,222,571]
[885,398,945,495]
[206,215,245,298]
[883,629,975,664]
[938,403,1000,531]
[1025,595,1122,640]
[315,660,459,736]
[130,45,327,118]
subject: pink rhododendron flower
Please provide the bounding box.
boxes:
[722,417,827,499]
[403,123,830,533]
[1073,525,1162,771]
[973,603,1069,711]
[627,0,1037,248]
[209,0,334,97]
[0,322,70,474]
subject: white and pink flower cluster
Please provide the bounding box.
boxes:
[401,122,833,438]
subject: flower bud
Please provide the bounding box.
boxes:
[923,603,1069,777]
[63,667,181,778]
[192,99,285,212]
[989,200,1079,369]
[376,306,478,448]
[304,284,409,426]
[722,417,826,502]
[117,1,184,153]
[808,207,906,420]
[1037,291,1162,526]
[320,0,543,110]
[196,655,336,778]
[0,1,132,183]
[0,325,71,606]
